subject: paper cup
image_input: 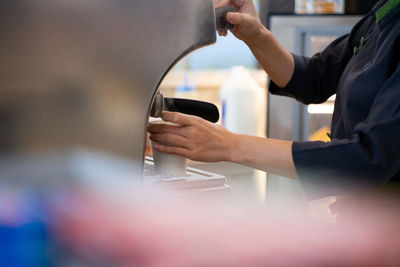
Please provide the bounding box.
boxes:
[149,118,187,176]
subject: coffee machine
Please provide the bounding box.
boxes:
[0,0,232,190]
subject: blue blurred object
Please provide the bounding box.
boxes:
[176,72,196,93]
[0,222,51,267]
[0,190,51,267]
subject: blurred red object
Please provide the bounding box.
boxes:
[49,189,400,267]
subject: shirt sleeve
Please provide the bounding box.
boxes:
[293,61,400,200]
[269,15,370,105]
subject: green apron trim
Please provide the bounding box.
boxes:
[360,36,365,46]
[353,46,360,55]
[376,0,400,23]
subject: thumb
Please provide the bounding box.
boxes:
[226,12,245,25]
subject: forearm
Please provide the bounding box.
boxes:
[223,7,294,88]
[247,28,295,88]
[149,112,298,178]
[229,134,298,179]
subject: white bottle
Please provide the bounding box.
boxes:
[219,66,266,137]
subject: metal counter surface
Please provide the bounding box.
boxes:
[190,162,268,204]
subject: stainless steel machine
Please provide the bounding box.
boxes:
[0,0,232,187]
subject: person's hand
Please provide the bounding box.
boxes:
[147,112,238,163]
[214,0,265,46]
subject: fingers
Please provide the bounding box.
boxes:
[150,133,189,148]
[226,12,244,25]
[232,0,248,6]
[161,112,199,126]
[215,0,248,10]
[147,123,186,137]
[148,123,199,140]
[214,0,230,8]
[215,0,250,37]
[239,0,248,12]
[218,29,228,36]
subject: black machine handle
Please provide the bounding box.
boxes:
[164,98,219,123]
[150,92,220,123]
[215,4,236,31]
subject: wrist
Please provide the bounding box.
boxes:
[225,133,245,164]
[245,26,271,50]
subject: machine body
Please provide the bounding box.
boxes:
[0,0,221,181]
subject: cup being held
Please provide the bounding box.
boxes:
[149,118,187,177]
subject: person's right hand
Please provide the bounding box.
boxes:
[148,112,238,163]
[214,0,265,46]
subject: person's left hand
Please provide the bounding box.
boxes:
[147,112,238,163]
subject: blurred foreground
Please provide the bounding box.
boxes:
[1,151,400,267]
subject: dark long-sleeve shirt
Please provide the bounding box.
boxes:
[269,0,400,199]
